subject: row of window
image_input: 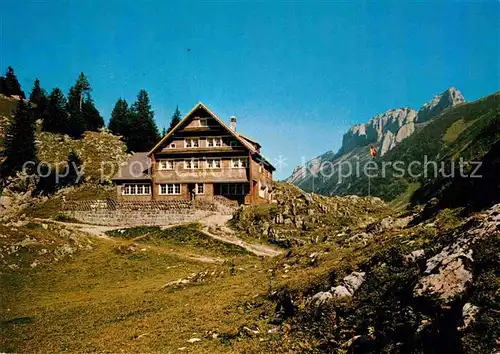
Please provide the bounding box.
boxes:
[218,183,250,195]
[122,184,151,195]
[122,183,205,195]
[158,158,247,170]
[167,137,241,149]
[159,183,181,195]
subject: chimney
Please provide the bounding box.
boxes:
[230,116,237,131]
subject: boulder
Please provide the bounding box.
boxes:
[403,249,425,265]
[414,203,500,302]
[331,271,366,298]
[460,303,480,330]
[308,291,333,307]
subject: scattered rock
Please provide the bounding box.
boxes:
[308,291,333,307]
[460,303,480,330]
[332,271,366,297]
[403,249,425,265]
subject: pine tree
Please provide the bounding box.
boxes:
[82,98,104,131]
[2,101,37,176]
[43,88,69,134]
[168,105,181,133]
[67,72,103,136]
[29,78,48,120]
[67,107,86,138]
[4,67,25,98]
[161,126,167,137]
[127,90,160,152]
[0,77,6,95]
[109,98,131,138]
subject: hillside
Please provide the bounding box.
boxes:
[0,94,130,217]
[1,180,498,353]
[0,94,19,148]
[287,90,500,207]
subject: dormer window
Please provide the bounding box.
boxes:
[184,138,199,148]
[199,119,208,127]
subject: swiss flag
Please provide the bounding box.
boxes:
[369,144,377,157]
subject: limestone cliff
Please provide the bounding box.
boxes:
[287,87,467,191]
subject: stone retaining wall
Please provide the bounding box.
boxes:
[61,199,236,226]
[64,208,214,226]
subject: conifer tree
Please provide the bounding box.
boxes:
[0,77,5,95]
[4,67,25,98]
[161,126,167,137]
[82,98,104,131]
[43,88,69,134]
[167,105,181,133]
[127,90,160,152]
[29,78,48,120]
[2,101,37,176]
[108,98,131,138]
[67,72,103,136]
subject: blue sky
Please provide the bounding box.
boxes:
[1,0,499,179]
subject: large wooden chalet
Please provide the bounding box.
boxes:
[112,102,275,204]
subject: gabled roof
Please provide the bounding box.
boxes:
[238,133,261,149]
[148,102,275,170]
[112,152,151,181]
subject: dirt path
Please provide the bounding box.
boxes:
[197,214,284,257]
[31,213,283,258]
[29,218,222,264]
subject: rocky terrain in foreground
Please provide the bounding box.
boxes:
[227,182,500,353]
[0,179,499,353]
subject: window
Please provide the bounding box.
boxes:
[184,138,199,148]
[159,160,174,170]
[159,183,181,195]
[206,158,221,169]
[231,158,247,168]
[199,119,208,127]
[184,159,199,169]
[258,181,267,197]
[122,184,151,195]
[230,140,240,147]
[196,183,204,194]
[219,183,250,195]
[207,137,223,147]
[170,143,176,149]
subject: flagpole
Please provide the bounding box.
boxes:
[368,168,371,197]
[368,145,377,197]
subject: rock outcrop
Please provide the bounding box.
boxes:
[413,203,500,302]
[339,107,417,156]
[416,87,465,123]
[287,87,467,191]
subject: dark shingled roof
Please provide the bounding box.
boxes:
[112,152,151,181]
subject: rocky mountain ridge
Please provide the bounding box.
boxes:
[286,88,500,205]
[289,87,465,186]
[338,87,465,157]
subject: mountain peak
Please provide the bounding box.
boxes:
[417,87,465,123]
